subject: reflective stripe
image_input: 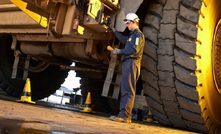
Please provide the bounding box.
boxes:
[135,37,139,45]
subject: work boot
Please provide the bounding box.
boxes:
[109,116,131,123]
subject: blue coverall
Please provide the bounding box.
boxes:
[114,28,145,119]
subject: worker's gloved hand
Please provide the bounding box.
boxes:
[111,27,116,32]
[111,48,121,54]
[108,24,116,32]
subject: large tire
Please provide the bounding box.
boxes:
[141,0,221,133]
[0,35,69,100]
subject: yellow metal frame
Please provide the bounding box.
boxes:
[10,0,48,28]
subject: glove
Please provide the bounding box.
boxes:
[108,24,116,32]
[111,48,121,54]
[111,27,116,32]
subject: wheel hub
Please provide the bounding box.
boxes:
[213,19,221,94]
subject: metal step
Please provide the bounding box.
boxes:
[12,55,30,80]
[102,41,121,99]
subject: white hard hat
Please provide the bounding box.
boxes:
[124,13,139,23]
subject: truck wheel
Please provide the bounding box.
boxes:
[142,0,221,133]
[0,35,69,100]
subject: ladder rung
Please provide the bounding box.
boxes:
[104,80,119,85]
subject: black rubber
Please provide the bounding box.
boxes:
[141,0,221,133]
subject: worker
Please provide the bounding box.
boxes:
[109,13,145,123]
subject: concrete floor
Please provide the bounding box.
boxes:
[0,99,199,134]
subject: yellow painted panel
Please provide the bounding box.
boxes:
[78,25,84,35]
[87,0,101,19]
[10,0,48,28]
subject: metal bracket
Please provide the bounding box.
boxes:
[11,35,17,50]
[23,55,30,80]
[11,53,30,80]
[11,54,20,79]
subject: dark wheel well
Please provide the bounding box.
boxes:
[0,34,69,100]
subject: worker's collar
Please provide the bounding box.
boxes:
[129,28,138,35]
